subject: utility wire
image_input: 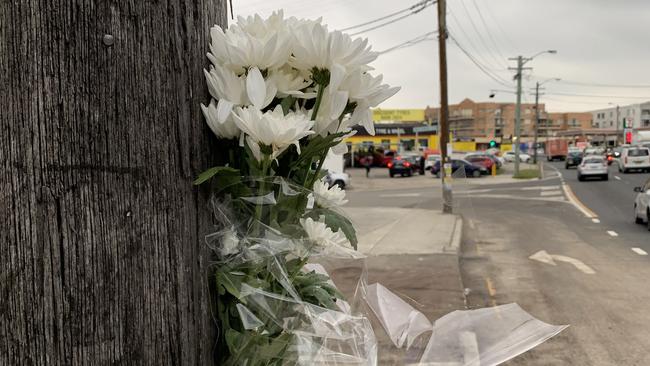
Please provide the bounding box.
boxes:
[470,0,508,62]
[458,0,508,70]
[448,33,512,88]
[545,91,650,99]
[340,0,431,31]
[349,1,435,36]
[481,0,519,53]
[553,79,650,89]
[377,31,437,55]
[447,5,506,73]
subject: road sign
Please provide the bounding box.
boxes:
[413,125,438,133]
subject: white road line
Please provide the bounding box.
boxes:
[379,193,421,198]
[632,247,648,256]
[614,176,622,180]
[607,230,619,237]
[562,183,596,218]
[540,190,563,196]
[521,185,561,191]
[592,218,601,223]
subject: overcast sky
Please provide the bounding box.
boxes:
[231,0,650,113]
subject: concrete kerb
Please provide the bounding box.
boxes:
[444,215,463,254]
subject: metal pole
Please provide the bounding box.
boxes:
[533,81,540,164]
[437,0,452,214]
[514,56,523,175]
[614,105,619,147]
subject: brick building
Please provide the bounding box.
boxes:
[424,98,546,141]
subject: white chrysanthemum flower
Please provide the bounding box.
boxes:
[200,99,240,139]
[340,71,400,135]
[233,105,315,161]
[269,66,314,99]
[220,226,240,256]
[300,217,351,249]
[207,12,292,74]
[312,87,349,136]
[313,178,348,208]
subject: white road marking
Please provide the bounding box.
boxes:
[540,190,563,196]
[529,250,596,274]
[592,218,601,223]
[562,183,597,218]
[379,193,421,198]
[521,185,561,191]
[632,247,648,256]
[607,230,619,237]
[614,176,622,180]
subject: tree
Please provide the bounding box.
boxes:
[1,1,227,364]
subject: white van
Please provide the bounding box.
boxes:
[619,146,650,173]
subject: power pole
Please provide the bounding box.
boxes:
[614,105,620,147]
[512,56,524,175]
[533,81,540,164]
[1,2,226,364]
[437,0,452,213]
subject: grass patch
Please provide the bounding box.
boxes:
[513,169,540,179]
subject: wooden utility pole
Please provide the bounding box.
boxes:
[437,0,452,213]
[1,1,227,364]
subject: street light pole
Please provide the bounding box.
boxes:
[616,105,620,146]
[508,50,556,176]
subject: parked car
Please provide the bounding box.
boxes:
[502,151,531,163]
[618,146,650,173]
[425,154,441,171]
[403,154,425,175]
[577,156,609,181]
[325,170,350,189]
[388,156,419,177]
[466,156,494,174]
[633,178,650,229]
[465,152,502,169]
[565,151,584,169]
[431,159,486,178]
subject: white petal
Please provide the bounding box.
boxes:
[216,99,235,123]
[330,90,349,121]
[246,136,263,161]
[329,63,346,93]
[331,141,348,155]
[246,67,266,110]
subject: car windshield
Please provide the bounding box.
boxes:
[628,149,649,157]
[569,152,583,157]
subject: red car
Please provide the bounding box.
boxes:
[466,156,494,173]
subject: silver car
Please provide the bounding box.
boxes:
[634,178,650,229]
[577,156,609,181]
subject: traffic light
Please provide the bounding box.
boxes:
[489,140,497,148]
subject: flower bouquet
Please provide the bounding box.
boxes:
[196,10,567,366]
[195,11,397,365]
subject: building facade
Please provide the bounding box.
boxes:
[424,98,547,141]
[592,102,650,130]
[543,112,594,133]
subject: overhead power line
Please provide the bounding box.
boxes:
[545,91,650,100]
[340,0,431,31]
[348,0,436,36]
[470,0,508,62]
[458,0,507,70]
[448,32,512,88]
[377,31,437,55]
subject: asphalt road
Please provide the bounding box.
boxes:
[346,165,650,365]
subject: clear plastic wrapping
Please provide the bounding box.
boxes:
[209,176,566,365]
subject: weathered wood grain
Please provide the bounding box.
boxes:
[1,1,227,364]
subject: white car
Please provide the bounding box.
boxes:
[634,178,650,229]
[425,154,440,170]
[618,146,650,173]
[326,171,350,189]
[577,155,608,181]
[502,151,531,163]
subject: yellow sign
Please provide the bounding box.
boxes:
[372,109,425,122]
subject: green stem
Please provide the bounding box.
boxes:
[310,84,325,121]
[255,156,271,226]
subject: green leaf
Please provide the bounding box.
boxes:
[216,270,244,300]
[280,96,296,115]
[193,166,239,185]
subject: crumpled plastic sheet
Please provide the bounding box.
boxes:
[209,177,567,365]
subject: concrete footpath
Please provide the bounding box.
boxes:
[339,205,466,364]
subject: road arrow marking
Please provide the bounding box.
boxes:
[592,218,600,223]
[632,247,648,256]
[614,176,622,180]
[529,250,596,274]
[607,230,618,237]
